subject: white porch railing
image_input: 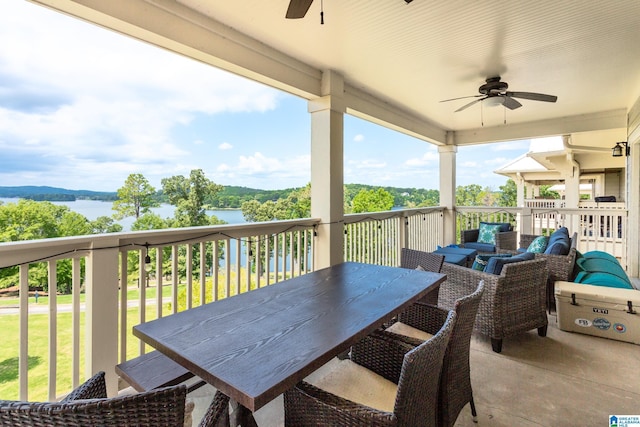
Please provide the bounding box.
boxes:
[456,206,628,268]
[0,219,318,401]
[343,207,445,266]
[0,204,628,403]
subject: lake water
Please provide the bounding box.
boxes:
[0,198,245,231]
[0,198,306,270]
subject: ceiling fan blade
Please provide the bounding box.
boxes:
[286,0,314,18]
[440,94,483,103]
[455,97,486,112]
[502,96,522,110]
[506,91,558,103]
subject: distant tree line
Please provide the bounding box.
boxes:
[0,172,562,293]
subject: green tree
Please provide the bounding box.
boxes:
[0,200,94,291]
[456,184,484,206]
[0,199,90,242]
[241,184,311,222]
[89,216,123,234]
[112,173,160,220]
[351,188,394,213]
[131,213,169,231]
[162,169,224,227]
[499,179,517,207]
[539,185,560,199]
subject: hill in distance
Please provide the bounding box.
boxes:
[0,186,117,201]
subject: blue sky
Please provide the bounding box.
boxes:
[0,1,530,192]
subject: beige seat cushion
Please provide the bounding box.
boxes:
[304,358,397,413]
[386,321,433,341]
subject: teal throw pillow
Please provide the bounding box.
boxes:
[527,236,548,253]
[477,223,502,245]
[471,253,512,271]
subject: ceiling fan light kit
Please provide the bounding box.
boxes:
[484,96,504,107]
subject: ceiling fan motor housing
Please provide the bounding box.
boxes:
[479,77,508,95]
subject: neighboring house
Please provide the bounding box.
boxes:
[495,130,627,208]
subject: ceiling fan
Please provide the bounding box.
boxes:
[286,0,314,19]
[441,76,558,112]
[285,0,414,19]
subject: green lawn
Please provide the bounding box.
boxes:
[0,285,182,401]
[0,284,172,307]
[0,271,280,401]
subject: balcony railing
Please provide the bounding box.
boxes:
[456,206,628,267]
[0,219,318,401]
[0,205,628,402]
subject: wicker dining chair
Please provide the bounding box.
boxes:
[0,371,231,427]
[386,281,485,427]
[400,248,445,305]
[283,310,456,426]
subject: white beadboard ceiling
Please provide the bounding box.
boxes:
[171,0,640,137]
[34,0,640,143]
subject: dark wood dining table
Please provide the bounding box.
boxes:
[133,261,445,426]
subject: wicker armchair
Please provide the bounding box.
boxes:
[440,259,549,353]
[386,281,485,427]
[284,311,456,426]
[400,248,445,305]
[0,371,231,427]
[500,232,578,312]
[517,232,578,283]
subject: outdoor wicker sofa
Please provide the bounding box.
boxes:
[460,222,518,253]
[439,258,549,353]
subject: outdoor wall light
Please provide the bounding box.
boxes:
[612,141,629,157]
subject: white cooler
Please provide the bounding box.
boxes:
[555,281,640,345]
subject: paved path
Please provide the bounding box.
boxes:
[0,297,172,315]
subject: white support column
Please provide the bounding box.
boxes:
[439,138,457,245]
[516,175,526,207]
[85,238,120,396]
[310,70,345,269]
[516,174,531,234]
[564,153,581,209]
[627,113,640,276]
[525,183,533,200]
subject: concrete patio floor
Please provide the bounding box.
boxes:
[190,312,640,426]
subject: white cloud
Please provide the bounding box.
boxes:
[218,142,233,150]
[484,157,509,166]
[405,151,439,167]
[211,153,310,188]
[347,159,387,169]
[0,2,288,190]
[353,134,365,142]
